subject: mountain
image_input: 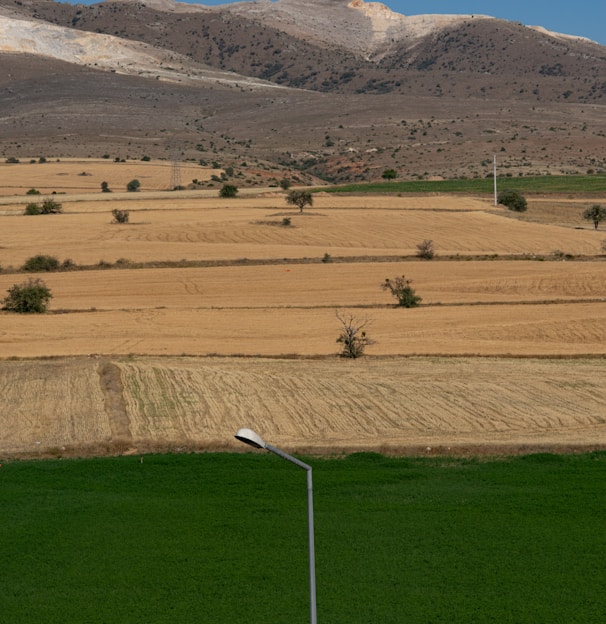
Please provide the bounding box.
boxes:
[1,0,605,182]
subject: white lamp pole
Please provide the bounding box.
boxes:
[235,428,317,624]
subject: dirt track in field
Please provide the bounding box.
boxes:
[1,160,606,457]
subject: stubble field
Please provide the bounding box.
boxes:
[1,159,605,457]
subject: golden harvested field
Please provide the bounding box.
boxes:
[1,160,606,457]
[1,356,605,458]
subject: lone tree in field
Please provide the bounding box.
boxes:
[126,179,141,192]
[583,204,606,230]
[382,275,422,308]
[219,184,238,198]
[2,278,52,313]
[497,189,527,212]
[336,310,374,358]
[101,181,111,193]
[286,190,313,213]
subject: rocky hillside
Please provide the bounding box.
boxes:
[0,0,605,182]
[4,0,606,101]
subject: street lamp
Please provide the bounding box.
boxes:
[235,428,317,624]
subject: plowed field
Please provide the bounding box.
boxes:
[1,160,606,457]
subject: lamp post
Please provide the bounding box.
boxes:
[235,428,317,624]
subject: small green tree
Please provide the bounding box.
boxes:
[336,311,373,359]
[583,204,606,230]
[219,184,239,198]
[286,190,313,213]
[24,202,41,215]
[22,255,60,272]
[279,178,292,191]
[26,188,41,195]
[498,190,527,212]
[382,275,422,308]
[101,181,111,193]
[382,169,397,180]
[2,278,52,313]
[112,209,130,224]
[126,179,141,192]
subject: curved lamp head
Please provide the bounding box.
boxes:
[235,428,267,449]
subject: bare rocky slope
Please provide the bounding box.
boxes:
[1,0,605,182]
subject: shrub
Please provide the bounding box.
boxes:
[219,184,238,198]
[26,188,41,195]
[24,202,41,215]
[22,255,60,272]
[336,311,373,358]
[416,239,435,260]
[101,181,111,193]
[112,209,130,224]
[24,199,62,215]
[382,169,397,180]
[281,217,291,227]
[322,252,332,263]
[498,190,527,212]
[2,278,52,313]
[382,275,422,308]
[126,179,141,192]
[279,178,292,191]
[40,198,63,214]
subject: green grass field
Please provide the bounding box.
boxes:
[324,174,606,194]
[1,452,605,623]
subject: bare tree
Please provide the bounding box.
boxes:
[416,239,435,259]
[336,310,374,358]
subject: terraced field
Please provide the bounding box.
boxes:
[1,160,605,457]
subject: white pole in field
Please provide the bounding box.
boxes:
[493,154,497,206]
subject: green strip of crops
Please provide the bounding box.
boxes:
[321,174,606,194]
[1,452,605,623]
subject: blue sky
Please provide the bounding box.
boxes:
[65,0,606,46]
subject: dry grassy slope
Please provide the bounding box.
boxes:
[1,355,605,458]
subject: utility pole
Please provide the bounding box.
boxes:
[493,154,497,206]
